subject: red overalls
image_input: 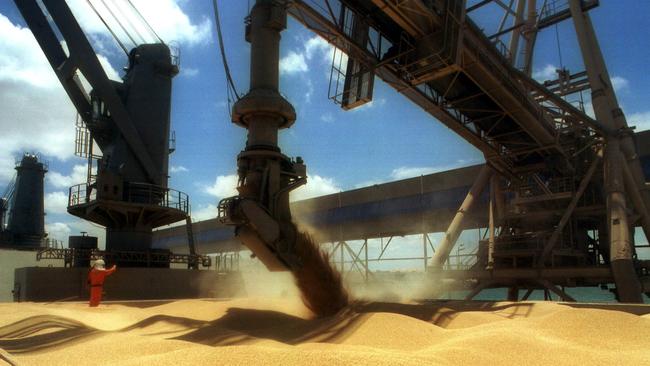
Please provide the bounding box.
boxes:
[87,265,116,307]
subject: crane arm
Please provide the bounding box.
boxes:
[13,0,159,183]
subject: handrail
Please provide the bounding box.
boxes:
[36,247,212,269]
[68,181,189,214]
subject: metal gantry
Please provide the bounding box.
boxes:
[283,0,649,302]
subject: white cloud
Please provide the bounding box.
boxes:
[182,67,199,77]
[45,222,72,243]
[304,36,333,61]
[320,113,334,123]
[355,161,481,188]
[66,0,211,47]
[280,51,308,74]
[96,54,121,81]
[205,174,238,199]
[191,203,217,222]
[280,36,335,75]
[45,219,106,248]
[629,111,650,132]
[290,175,340,201]
[532,64,557,82]
[47,165,88,189]
[611,76,629,92]
[350,97,386,112]
[0,14,77,180]
[390,166,449,180]
[304,78,314,103]
[170,165,189,173]
[582,100,595,119]
[45,191,69,215]
[203,173,340,202]
[0,15,123,183]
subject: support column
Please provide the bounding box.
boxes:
[340,241,345,273]
[431,165,493,268]
[570,0,644,302]
[521,0,538,76]
[364,238,369,281]
[423,233,428,272]
[232,0,297,206]
[622,160,650,242]
[508,0,526,66]
[507,286,519,302]
[487,174,497,269]
[605,141,643,302]
[570,0,650,239]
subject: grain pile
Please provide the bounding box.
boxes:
[1,298,649,366]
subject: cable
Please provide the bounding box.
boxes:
[213,0,241,100]
[99,0,138,48]
[2,174,16,201]
[111,0,148,44]
[126,0,164,44]
[554,23,563,69]
[85,0,129,55]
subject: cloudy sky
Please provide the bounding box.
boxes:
[0,0,648,248]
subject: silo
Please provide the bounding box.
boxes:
[7,154,47,247]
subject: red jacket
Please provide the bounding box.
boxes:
[88,265,116,286]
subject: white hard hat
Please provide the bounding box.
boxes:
[93,259,105,268]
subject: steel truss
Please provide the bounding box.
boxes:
[287,0,650,302]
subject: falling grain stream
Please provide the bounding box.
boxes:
[292,231,349,317]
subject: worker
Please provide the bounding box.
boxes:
[87,259,116,307]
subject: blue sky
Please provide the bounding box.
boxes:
[0,0,649,251]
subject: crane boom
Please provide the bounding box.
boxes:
[13,0,159,184]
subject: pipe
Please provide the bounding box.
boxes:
[431,165,493,268]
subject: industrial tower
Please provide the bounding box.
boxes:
[0,154,48,248]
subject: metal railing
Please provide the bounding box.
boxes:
[36,247,211,269]
[214,252,240,273]
[68,182,190,214]
[15,153,48,171]
[126,182,190,213]
[68,183,96,206]
[517,176,576,198]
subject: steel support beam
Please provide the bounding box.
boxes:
[431,165,493,268]
[539,152,602,263]
[570,0,650,207]
[507,0,526,65]
[570,0,644,302]
[464,280,495,300]
[521,0,537,76]
[538,279,577,302]
[487,174,497,269]
[431,266,613,281]
[622,160,650,242]
[605,142,643,302]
